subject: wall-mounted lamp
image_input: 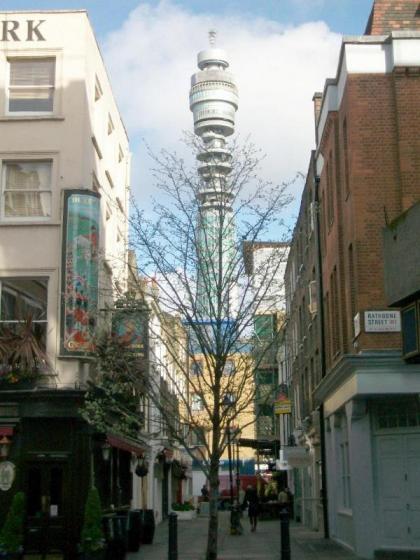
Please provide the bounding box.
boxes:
[101,442,112,462]
[0,436,11,459]
[135,456,149,477]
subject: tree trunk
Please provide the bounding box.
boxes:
[206,456,220,560]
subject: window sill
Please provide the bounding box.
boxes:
[0,115,65,122]
[337,508,353,517]
[0,221,61,226]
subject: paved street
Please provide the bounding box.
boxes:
[128,512,363,560]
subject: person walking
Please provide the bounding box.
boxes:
[278,487,289,514]
[243,485,260,532]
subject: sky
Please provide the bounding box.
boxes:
[1,0,374,226]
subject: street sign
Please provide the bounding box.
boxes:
[274,399,292,415]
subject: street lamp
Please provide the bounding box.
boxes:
[222,394,242,535]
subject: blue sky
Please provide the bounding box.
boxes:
[0,1,374,224]
[1,0,372,38]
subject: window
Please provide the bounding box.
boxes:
[191,394,203,412]
[348,244,356,328]
[326,153,334,227]
[92,172,101,193]
[118,145,124,163]
[339,420,351,509]
[92,136,103,160]
[256,369,274,385]
[191,361,203,376]
[105,170,114,189]
[223,359,235,375]
[94,76,103,101]
[8,58,55,113]
[0,277,48,346]
[108,114,114,135]
[2,160,52,219]
[343,118,350,198]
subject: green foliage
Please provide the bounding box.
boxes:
[171,501,194,511]
[0,491,25,553]
[81,332,144,439]
[0,316,50,384]
[80,487,104,552]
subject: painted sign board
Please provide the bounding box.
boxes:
[112,308,148,357]
[61,190,100,355]
[364,310,401,333]
[274,399,292,415]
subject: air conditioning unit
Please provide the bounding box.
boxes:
[308,280,317,315]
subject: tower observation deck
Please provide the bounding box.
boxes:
[190,32,239,318]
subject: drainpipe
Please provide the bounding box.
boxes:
[314,174,330,539]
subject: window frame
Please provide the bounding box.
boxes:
[191,393,204,412]
[0,157,54,222]
[6,56,56,116]
[0,276,49,351]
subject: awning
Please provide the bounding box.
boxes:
[106,434,146,457]
[0,427,14,436]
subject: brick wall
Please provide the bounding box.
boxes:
[318,68,420,366]
[366,0,420,34]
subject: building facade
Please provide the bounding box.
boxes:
[285,1,420,557]
[0,11,132,557]
[284,154,325,532]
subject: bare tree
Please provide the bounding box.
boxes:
[125,136,296,559]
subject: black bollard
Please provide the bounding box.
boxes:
[280,510,291,560]
[168,512,178,560]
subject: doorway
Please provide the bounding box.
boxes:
[375,427,420,550]
[25,461,69,558]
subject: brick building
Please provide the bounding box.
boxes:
[285,1,420,557]
[284,152,326,532]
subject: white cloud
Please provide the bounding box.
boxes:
[103,1,342,219]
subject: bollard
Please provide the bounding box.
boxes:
[168,512,178,560]
[280,510,291,560]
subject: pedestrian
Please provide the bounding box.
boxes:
[285,487,294,518]
[242,484,260,532]
[278,486,289,513]
[201,484,209,501]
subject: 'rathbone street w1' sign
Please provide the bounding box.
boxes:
[1,20,46,41]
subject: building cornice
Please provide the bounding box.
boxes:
[316,31,420,151]
[314,351,420,407]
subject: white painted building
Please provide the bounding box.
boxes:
[0,11,133,555]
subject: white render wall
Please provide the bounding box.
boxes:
[0,11,130,386]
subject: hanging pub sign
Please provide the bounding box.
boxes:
[111,307,148,358]
[274,392,292,415]
[61,190,100,355]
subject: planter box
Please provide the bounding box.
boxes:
[170,510,196,521]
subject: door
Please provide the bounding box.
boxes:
[406,435,420,547]
[376,434,420,549]
[25,462,68,557]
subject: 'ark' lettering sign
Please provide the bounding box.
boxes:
[1,20,46,41]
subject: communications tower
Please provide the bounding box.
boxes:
[189,32,239,318]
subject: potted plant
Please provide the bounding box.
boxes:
[171,501,196,521]
[0,316,50,388]
[0,491,25,559]
[79,487,105,560]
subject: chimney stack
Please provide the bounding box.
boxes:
[365,0,420,35]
